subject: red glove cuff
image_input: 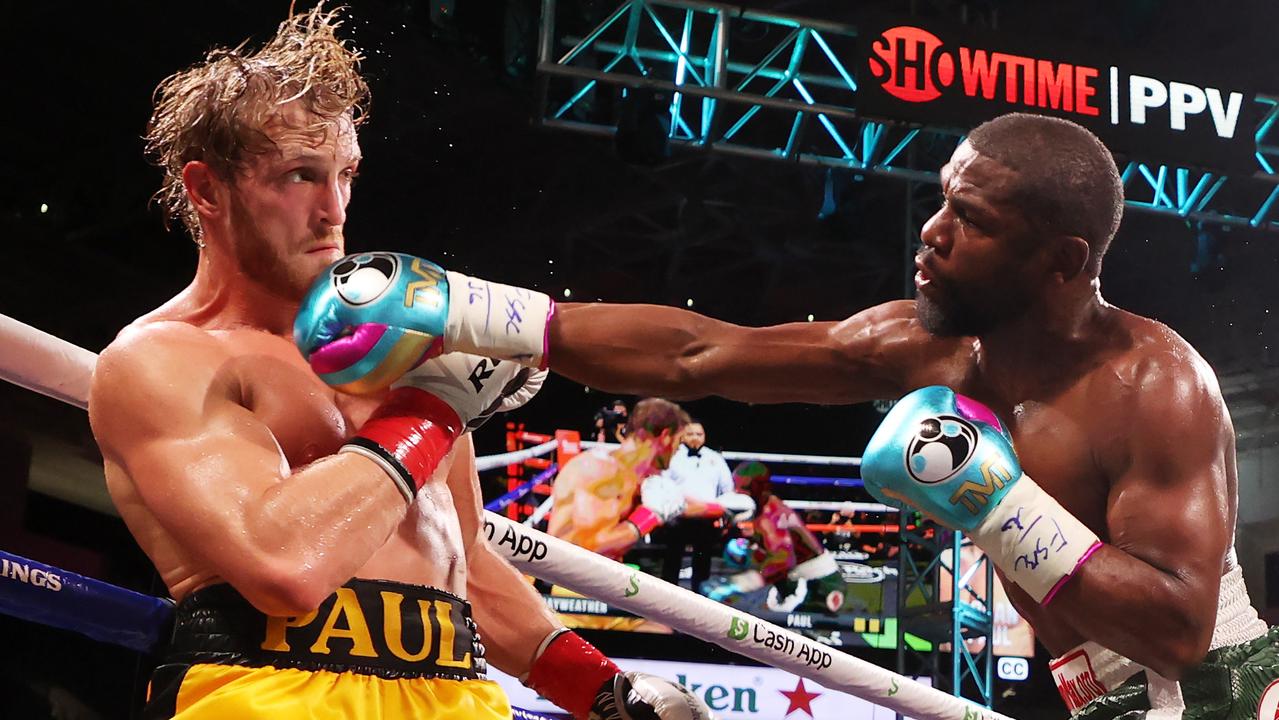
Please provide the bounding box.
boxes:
[346,387,463,497]
[525,631,620,719]
[626,505,663,536]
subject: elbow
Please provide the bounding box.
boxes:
[667,348,711,400]
[1160,641,1212,682]
[1146,614,1213,680]
[1148,648,1204,682]
[235,563,337,617]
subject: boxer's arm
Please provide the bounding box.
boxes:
[1029,355,1233,679]
[593,523,645,558]
[548,300,968,403]
[89,324,408,616]
[451,434,560,676]
[449,444,712,720]
[681,497,725,518]
[753,511,798,583]
[786,511,829,561]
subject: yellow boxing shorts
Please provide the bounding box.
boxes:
[142,578,511,719]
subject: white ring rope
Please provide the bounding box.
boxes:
[783,499,897,513]
[0,313,1012,720]
[581,441,861,467]
[0,314,96,411]
[475,440,560,472]
[525,495,555,526]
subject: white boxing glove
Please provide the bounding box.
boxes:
[627,474,688,535]
[716,492,756,522]
[393,353,533,431]
[496,367,546,413]
[594,672,717,720]
[343,353,533,503]
[443,271,554,368]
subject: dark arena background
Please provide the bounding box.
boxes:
[2,1,1279,718]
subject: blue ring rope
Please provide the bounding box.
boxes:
[483,465,559,512]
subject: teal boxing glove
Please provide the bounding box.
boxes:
[293,252,553,394]
[700,571,766,604]
[862,386,1101,604]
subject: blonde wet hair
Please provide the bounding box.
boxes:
[144,4,369,243]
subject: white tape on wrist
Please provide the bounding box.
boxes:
[970,475,1102,604]
[444,271,552,368]
[339,444,414,504]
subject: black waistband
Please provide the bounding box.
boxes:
[161,578,486,681]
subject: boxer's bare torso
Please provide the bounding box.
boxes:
[873,301,1236,656]
[547,450,641,555]
[92,308,479,607]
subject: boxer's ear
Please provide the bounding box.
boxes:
[182,161,225,221]
[1049,235,1090,284]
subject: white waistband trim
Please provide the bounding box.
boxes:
[1050,553,1266,716]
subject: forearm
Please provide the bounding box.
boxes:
[1029,546,1216,678]
[547,303,721,399]
[549,304,860,404]
[466,540,561,676]
[216,453,409,614]
[594,523,642,558]
[683,498,724,518]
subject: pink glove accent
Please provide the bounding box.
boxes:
[309,323,387,374]
[1041,540,1103,606]
[627,506,662,535]
[309,323,441,376]
[955,392,1005,433]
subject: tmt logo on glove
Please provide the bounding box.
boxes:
[330,253,400,306]
[862,386,1022,531]
[904,415,978,484]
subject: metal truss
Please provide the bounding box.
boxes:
[536,0,1279,232]
[896,521,995,710]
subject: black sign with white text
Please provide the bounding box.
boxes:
[856,15,1265,173]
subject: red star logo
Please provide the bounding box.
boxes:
[780,678,822,717]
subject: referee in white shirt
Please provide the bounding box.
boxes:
[657,422,735,590]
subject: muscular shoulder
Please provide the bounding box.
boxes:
[1098,313,1222,410]
[559,451,619,481]
[829,300,975,392]
[557,450,630,497]
[1088,312,1229,471]
[91,322,233,446]
[95,321,229,397]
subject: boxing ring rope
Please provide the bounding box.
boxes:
[485,465,559,513]
[475,440,560,472]
[581,440,862,467]
[498,435,887,524]
[0,313,1012,720]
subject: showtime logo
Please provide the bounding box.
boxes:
[866,25,1246,140]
